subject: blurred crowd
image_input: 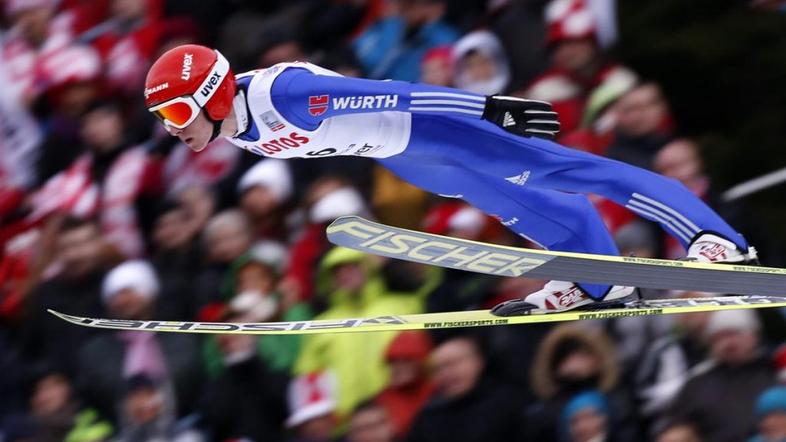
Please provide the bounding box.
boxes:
[2,0,786,441]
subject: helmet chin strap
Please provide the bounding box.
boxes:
[205,112,223,143]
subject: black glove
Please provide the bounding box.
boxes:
[482,95,560,140]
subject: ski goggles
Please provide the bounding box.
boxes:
[147,51,230,129]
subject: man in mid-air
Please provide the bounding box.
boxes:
[144,44,757,313]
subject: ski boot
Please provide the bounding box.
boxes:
[490,281,636,316]
[684,232,758,264]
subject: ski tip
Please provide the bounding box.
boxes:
[47,309,78,324]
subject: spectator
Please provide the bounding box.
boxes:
[561,390,616,442]
[635,291,714,433]
[237,159,294,243]
[406,335,525,442]
[32,44,103,182]
[76,260,203,423]
[0,63,42,221]
[485,0,549,91]
[202,241,313,374]
[258,33,308,68]
[349,400,399,442]
[82,0,164,98]
[0,332,29,421]
[651,138,781,263]
[19,216,114,375]
[667,309,775,442]
[285,371,340,442]
[282,178,371,303]
[520,0,637,134]
[604,82,675,170]
[452,30,511,95]
[375,331,436,439]
[294,247,429,418]
[352,0,459,81]
[749,386,786,442]
[2,368,113,442]
[193,209,254,313]
[115,374,204,442]
[200,324,289,442]
[526,324,638,441]
[0,0,77,105]
[420,46,454,87]
[148,198,202,320]
[655,421,703,442]
[422,203,501,315]
[29,100,162,258]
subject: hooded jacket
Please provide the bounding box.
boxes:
[294,247,439,418]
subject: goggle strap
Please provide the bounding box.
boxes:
[193,51,230,108]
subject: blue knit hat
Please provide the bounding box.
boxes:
[562,390,610,426]
[755,386,786,418]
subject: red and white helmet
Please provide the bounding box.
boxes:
[144,44,236,129]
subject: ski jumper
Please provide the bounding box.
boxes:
[227,62,748,299]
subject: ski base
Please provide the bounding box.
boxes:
[48,295,786,335]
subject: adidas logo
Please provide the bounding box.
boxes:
[503,112,516,127]
[505,171,530,186]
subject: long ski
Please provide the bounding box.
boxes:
[326,216,786,296]
[48,296,786,335]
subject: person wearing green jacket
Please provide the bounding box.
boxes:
[294,247,440,420]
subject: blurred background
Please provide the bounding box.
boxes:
[1,0,786,441]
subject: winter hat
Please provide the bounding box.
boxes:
[309,187,367,223]
[422,46,454,66]
[386,331,433,362]
[755,386,786,418]
[545,0,597,46]
[562,390,609,425]
[422,203,486,236]
[286,371,337,428]
[704,309,760,337]
[452,30,511,96]
[237,159,293,203]
[247,240,289,274]
[102,260,160,304]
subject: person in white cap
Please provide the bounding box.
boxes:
[286,371,339,442]
[237,159,294,241]
[76,260,204,425]
[667,309,776,442]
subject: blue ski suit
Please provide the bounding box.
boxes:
[228,63,748,299]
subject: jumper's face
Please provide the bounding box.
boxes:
[166,110,214,152]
